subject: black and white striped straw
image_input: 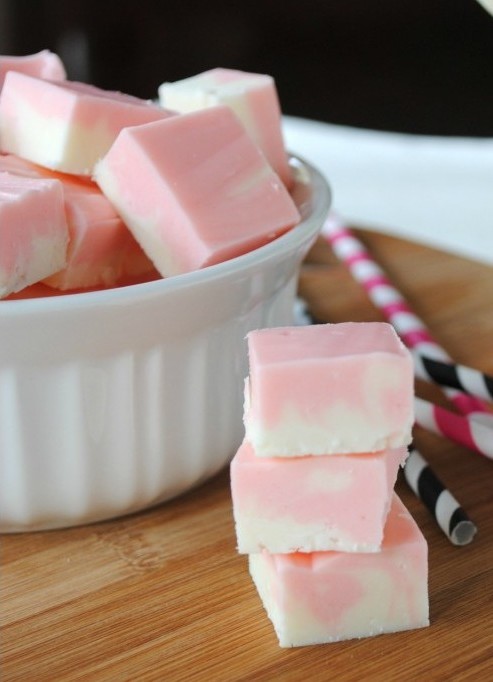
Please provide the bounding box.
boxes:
[293,296,316,326]
[403,446,477,546]
[412,350,493,403]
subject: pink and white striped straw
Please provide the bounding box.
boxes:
[322,213,493,424]
[415,397,493,460]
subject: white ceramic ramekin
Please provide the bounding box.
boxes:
[0,156,330,531]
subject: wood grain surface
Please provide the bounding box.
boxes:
[2,230,493,682]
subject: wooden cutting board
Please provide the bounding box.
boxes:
[2,229,493,682]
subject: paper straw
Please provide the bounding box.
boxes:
[403,447,477,546]
[414,396,493,460]
[322,214,492,421]
[412,350,493,403]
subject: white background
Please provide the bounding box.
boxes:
[283,116,493,266]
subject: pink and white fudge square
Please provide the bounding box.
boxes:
[43,188,155,291]
[248,494,429,647]
[244,322,414,457]
[231,440,408,554]
[94,105,300,277]
[158,67,292,188]
[0,72,172,175]
[0,172,68,297]
[0,50,66,91]
[0,154,154,290]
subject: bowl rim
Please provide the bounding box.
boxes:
[0,154,331,315]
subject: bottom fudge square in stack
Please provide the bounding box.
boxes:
[249,494,429,647]
[230,322,429,647]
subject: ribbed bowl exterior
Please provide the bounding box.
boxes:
[0,157,330,531]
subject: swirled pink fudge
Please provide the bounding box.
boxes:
[0,50,66,91]
[0,72,172,175]
[0,172,68,297]
[94,105,300,277]
[249,494,429,647]
[158,67,292,188]
[244,322,414,457]
[231,440,408,554]
[44,184,155,290]
[0,154,154,290]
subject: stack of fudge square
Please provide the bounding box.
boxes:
[230,321,429,647]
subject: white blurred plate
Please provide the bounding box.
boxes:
[283,116,493,266]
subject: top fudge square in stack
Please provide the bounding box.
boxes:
[243,322,414,458]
